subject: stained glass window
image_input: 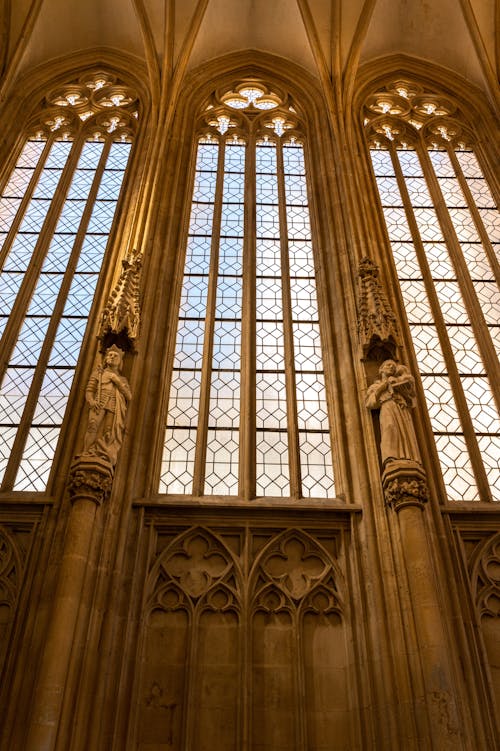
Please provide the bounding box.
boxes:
[160,82,335,499]
[365,82,500,502]
[0,72,137,491]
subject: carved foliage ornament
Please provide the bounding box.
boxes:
[98,247,143,350]
[68,456,114,505]
[357,257,399,360]
[382,460,429,510]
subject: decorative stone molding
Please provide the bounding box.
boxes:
[357,257,399,360]
[98,247,142,351]
[382,460,429,510]
[68,455,114,505]
[137,521,348,750]
[473,533,500,618]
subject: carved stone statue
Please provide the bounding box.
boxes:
[83,345,131,466]
[366,359,421,466]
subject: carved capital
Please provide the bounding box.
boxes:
[382,460,429,510]
[357,257,400,360]
[68,455,114,505]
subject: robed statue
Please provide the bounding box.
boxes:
[366,359,421,466]
[83,345,131,466]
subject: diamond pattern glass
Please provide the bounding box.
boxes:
[373,143,500,502]
[0,133,132,490]
[299,432,335,498]
[433,434,479,501]
[205,429,239,494]
[160,428,196,494]
[161,133,335,498]
[256,430,290,497]
[14,426,60,491]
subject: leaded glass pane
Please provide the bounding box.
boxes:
[205,429,239,494]
[299,432,335,498]
[0,133,132,491]
[433,434,479,501]
[209,372,240,429]
[477,437,500,501]
[256,430,290,497]
[160,428,196,494]
[256,372,287,429]
[372,143,500,502]
[14,426,60,491]
[160,129,335,499]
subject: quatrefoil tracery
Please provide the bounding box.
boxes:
[200,80,300,140]
[364,79,472,150]
[28,70,139,142]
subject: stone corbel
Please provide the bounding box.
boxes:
[68,455,114,505]
[382,459,429,510]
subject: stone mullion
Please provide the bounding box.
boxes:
[294,607,308,750]
[1,137,112,491]
[192,136,225,496]
[239,133,256,500]
[0,135,83,384]
[389,143,493,503]
[0,136,53,271]
[445,145,500,288]
[241,529,250,751]
[183,601,200,751]
[417,143,500,411]
[276,138,302,499]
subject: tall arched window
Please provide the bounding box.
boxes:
[160,81,335,499]
[0,71,138,491]
[364,80,499,502]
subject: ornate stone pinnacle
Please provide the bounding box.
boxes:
[382,460,429,510]
[68,455,114,505]
[98,247,142,350]
[357,257,400,360]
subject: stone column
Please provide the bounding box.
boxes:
[383,461,464,750]
[25,456,112,751]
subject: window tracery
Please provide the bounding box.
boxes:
[0,70,138,491]
[363,80,499,502]
[160,81,335,499]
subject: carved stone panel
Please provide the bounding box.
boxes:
[469,532,500,710]
[0,525,23,674]
[137,528,241,751]
[132,519,355,751]
[250,530,346,751]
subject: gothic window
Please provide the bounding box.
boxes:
[160,82,335,499]
[0,71,138,491]
[364,81,500,502]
